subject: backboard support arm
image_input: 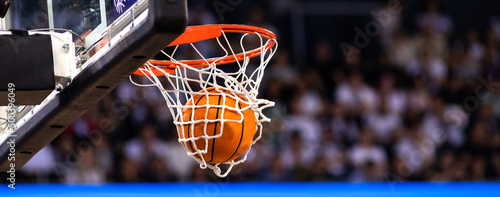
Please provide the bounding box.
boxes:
[0,0,188,171]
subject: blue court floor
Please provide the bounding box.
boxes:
[1,182,500,197]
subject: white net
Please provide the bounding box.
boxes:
[131,26,277,177]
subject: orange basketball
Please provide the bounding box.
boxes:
[178,88,257,164]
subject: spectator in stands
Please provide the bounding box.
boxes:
[64,147,106,183]
[365,94,402,145]
[124,123,169,175]
[416,0,453,37]
[394,122,435,177]
[348,127,387,181]
[335,71,378,117]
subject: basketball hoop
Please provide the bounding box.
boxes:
[131,24,278,177]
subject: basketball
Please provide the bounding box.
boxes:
[178,88,258,164]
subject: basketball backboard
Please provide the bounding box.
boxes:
[0,0,187,171]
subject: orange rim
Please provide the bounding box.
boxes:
[134,24,277,76]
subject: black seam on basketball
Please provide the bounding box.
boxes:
[187,94,206,160]
[208,95,223,163]
[223,102,245,163]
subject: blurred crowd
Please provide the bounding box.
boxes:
[12,0,500,183]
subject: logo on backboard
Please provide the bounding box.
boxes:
[114,0,137,18]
